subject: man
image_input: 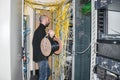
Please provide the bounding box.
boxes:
[32,15,52,80]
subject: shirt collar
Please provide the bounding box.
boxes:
[39,23,46,30]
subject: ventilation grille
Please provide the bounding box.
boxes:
[97,9,107,39]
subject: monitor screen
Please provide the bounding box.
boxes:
[108,11,120,35]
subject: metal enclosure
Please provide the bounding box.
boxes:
[0,0,22,80]
[91,0,120,80]
[74,0,91,80]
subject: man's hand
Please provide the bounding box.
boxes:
[48,30,55,38]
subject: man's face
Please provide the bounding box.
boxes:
[45,17,50,27]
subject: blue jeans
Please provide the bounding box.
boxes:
[38,60,50,80]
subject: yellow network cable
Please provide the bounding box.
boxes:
[53,2,71,79]
[24,0,66,7]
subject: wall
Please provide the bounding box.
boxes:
[10,0,22,80]
[0,0,11,80]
